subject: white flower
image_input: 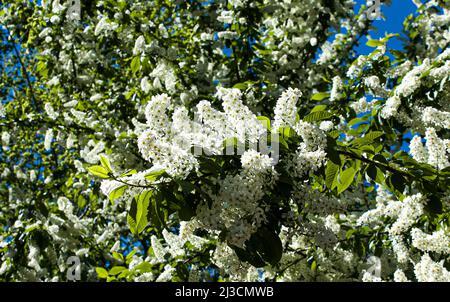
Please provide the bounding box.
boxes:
[0,261,10,275]
[364,75,381,90]
[272,88,302,132]
[362,270,383,282]
[135,272,155,282]
[44,129,54,151]
[217,11,234,24]
[2,131,11,146]
[50,15,60,24]
[44,103,59,120]
[39,27,52,38]
[66,133,77,149]
[29,170,37,182]
[149,61,178,92]
[89,94,102,102]
[217,31,238,39]
[389,193,426,236]
[411,228,450,254]
[380,95,401,119]
[425,128,449,169]
[324,215,341,234]
[330,76,344,102]
[0,102,5,117]
[414,254,450,282]
[75,248,89,256]
[409,135,427,163]
[94,17,117,36]
[57,197,73,214]
[133,35,146,55]
[155,265,176,282]
[151,235,167,262]
[27,241,41,272]
[110,241,121,253]
[393,269,409,282]
[241,150,274,173]
[350,97,373,114]
[162,229,185,257]
[47,76,60,86]
[94,17,108,36]
[140,77,151,93]
[395,59,429,97]
[317,41,335,64]
[319,121,334,131]
[422,107,450,129]
[200,33,213,41]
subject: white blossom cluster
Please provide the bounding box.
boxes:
[409,128,450,170]
[414,254,450,282]
[137,89,269,178]
[1,0,449,283]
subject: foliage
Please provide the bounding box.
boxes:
[0,0,449,282]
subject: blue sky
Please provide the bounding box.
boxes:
[355,0,418,55]
[353,1,419,153]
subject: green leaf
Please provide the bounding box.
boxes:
[77,194,87,208]
[233,246,266,268]
[24,224,40,234]
[257,116,271,131]
[279,127,293,139]
[278,136,289,149]
[131,56,140,74]
[144,169,166,182]
[311,92,330,101]
[366,39,385,47]
[109,266,127,276]
[367,164,385,184]
[303,111,333,123]
[233,83,248,90]
[337,167,357,194]
[135,262,153,273]
[118,270,131,279]
[325,160,339,189]
[328,130,340,139]
[127,213,137,235]
[425,194,443,215]
[311,260,317,271]
[383,33,400,42]
[348,117,369,128]
[96,267,109,279]
[109,185,127,203]
[152,191,170,230]
[391,49,406,60]
[373,154,388,165]
[387,173,406,195]
[233,228,282,267]
[134,191,152,235]
[178,203,195,221]
[364,131,384,141]
[350,131,384,146]
[99,155,113,172]
[176,180,196,194]
[126,250,137,262]
[120,169,137,177]
[360,145,375,154]
[346,229,357,240]
[259,229,283,266]
[310,105,328,113]
[87,166,110,179]
[112,252,124,262]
